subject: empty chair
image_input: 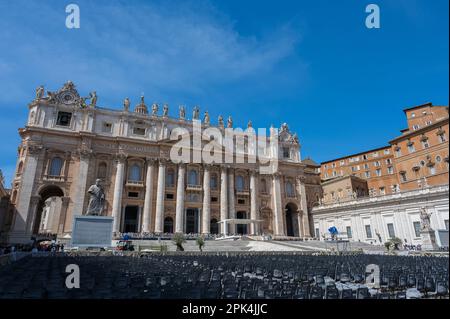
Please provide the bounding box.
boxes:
[341,289,354,299]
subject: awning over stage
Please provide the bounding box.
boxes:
[217,219,263,235]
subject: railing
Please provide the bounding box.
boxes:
[315,184,449,210]
[126,180,144,187]
[236,189,250,196]
[43,175,65,182]
[186,184,202,191]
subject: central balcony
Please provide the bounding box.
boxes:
[126,180,144,187]
[186,184,202,191]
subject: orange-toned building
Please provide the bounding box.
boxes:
[321,103,449,199]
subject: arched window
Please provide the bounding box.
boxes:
[188,169,198,185]
[236,175,245,191]
[210,174,218,189]
[164,217,174,233]
[260,178,267,193]
[286,181,295,197]
[210,218,219,234]
[17,161,23,175]
[166,168,175,187]
[130,164,141,182]
[97,162,107,179]
[49,157,63,176]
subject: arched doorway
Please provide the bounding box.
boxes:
[123,206,139,233]
[285,203,299,237]
[210,218,219,234]
[33,185,65,235]
[260,208,273,235]
[164,217,174,233]
[185,208,199,233]
[236,211,247,235]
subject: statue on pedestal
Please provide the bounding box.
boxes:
[179,105,186,120]
[193,106,200,120]
[420,207,433,231]
[35,85,44,100]
[204,111,210,125]
[218,115,224,128]
[227,116,233,128]
[86,179,105,216]
[124,98,130,111]
[163,104,169,117]
[89,91,97,107]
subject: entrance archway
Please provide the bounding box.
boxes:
[164,217,174,233]
[185,208,199,233]
[210,218,219,234]
[123,206,139,233]
[33,185,64,235]
[285,203,299,237]
[236,211,247,235]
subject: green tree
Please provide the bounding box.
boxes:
[172,233,186,251]
[196,236,205,252]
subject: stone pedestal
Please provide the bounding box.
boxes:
[71,215,113,248]
[421,229,439,251]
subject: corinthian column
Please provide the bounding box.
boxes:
[272,173,285,236]
[250,170,259,235]
[71,149,92,216]
[298,177,311,237]
[175,163,186,233]
[142,158,156,233]
[220,166,228,235]
[154,160,166,234]
[228,168,236,226]
[112,153,126,233]
[202,165,211,234]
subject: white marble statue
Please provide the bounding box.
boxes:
[86,179,105,216]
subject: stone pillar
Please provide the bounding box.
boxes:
[220,166,228,235]
[112,154,126,233]
[298,177,311,237]
[175,163,186,233]
[27,196,42,235]
[272,173,285,236]
[228,168,236,233]
[250,170,259,235]
[154,160,166,234]
[202,165,211,234]
[142,158,156,233]
[57,197,70,235]
[71,150,91,216]
[12,144,41,237]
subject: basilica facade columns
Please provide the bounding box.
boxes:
[272,173,285,236]
[175,163,186,233]
[142,158,156,233]
[112,154,126,233]
[202,165,211,234]
[220,166,228,234]
[250,170,259,235]
[154,160,166,234]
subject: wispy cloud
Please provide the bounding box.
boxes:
[0,0,301,107]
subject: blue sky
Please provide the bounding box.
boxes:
[0,0,448,186]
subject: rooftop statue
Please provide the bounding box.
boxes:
[35,85,44,100]
[227,116,233,128]
[193,106,200,120]
[151,102,159,116]
[218,115,224,128]
[204,111,210,125]
[179,105,186,120]
[163,104,169,117]
[124,97,130,111]
[89,91,97,107]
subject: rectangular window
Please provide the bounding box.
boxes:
[407,144,415,153]
[384,149,390,155]
[372,152,378,158]
[374,161,380,167]
[413,221,421,238]
[375,169,381,176]
[395,148,402,157]
[363,155,368,160]
[386,158,392,165]
[387,223,395,238]
[133,127,146,136]
[56,111,72,127]
[332,163,336,168]
[387,166,394,174]
[237,199,245,205]
[165,193,174,200]
[422,141,430,149]
[315,228,320,238]
[400,172,407,182]
[365,171,370,178]
[211,197,218,202]
[102,122,112,133]
[413,125,420,130]
[379,187,385,195]
[429,166,436,175]
[365,225,372,238]
[128,192,139,198]
[364,163,369,169]
[340,160,345,166]
[346,226,352,239]
[283,147,290,158]
[438,134,447,143]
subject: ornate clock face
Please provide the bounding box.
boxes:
[61,92,76,104]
